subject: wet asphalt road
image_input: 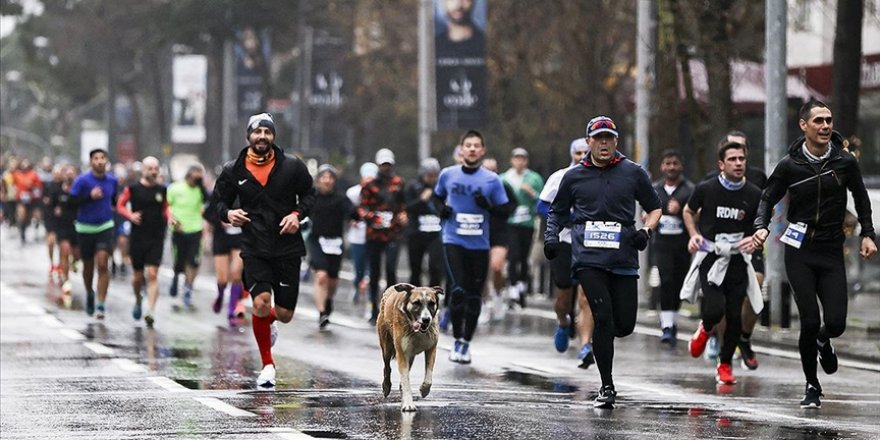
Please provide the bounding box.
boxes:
[1,226,879,439]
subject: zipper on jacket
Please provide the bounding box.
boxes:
[811,161,829,241]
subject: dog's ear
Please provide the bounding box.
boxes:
[393,283,416,293]
[431,286,444,297]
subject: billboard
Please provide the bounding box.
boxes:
[171,55,207,144]
[434,0,488,129]
[235,26,271,118]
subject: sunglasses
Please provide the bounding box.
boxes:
[589,119,617,131]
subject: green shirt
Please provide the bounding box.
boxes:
[501,168,545,228]
[167,181,204,233]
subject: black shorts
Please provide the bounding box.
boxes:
[130,232,165,270]
[307,238,343,278]
[244,256,301,310]
[550,241,574,289]
[489,222,510,248]
[78,228,114,260]
[172,231,202,272]
[212,232,242,255]
[56,223,78,245]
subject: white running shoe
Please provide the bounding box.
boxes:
[256,364,276,389]
[270,322,278,347]
[448,340,462,363]
[478,303,491,325]
[492,294,506,320]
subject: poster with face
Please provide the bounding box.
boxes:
[434,0,488,129]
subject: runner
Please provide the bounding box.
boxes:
[345,162,378,307]
[650,149,694,346]
[307,164,353,329]
[433,130,509,364]
[752,100,876,408]
[501,148,544,307]
[682,140,762,387]
[405,158,444,288]
[42,165,63,278]
[116,156,169,327]
[69,149,118,319]
[545,116,661,408]
[480,157,516,322]
[167,164,207,310]
[47,164,80,306]
[211,112,315,389]
[11,157,43,245]
[537,138,595,367]
[205,189,246,327]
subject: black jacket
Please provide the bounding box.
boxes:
[212,145,316,258]
[755,133,875,243]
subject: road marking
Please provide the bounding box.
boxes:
[517,307,880,372]
[296,308,372,330]
[41,315,64,328]
[268,427,316,439]
[148,376,189,392]
[112,358,147,373]
[83,342,115,355]
[59,328,86,341]
[194,397,256,417]
[509,362,569,377]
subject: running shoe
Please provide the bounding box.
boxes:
[459,341,472,364]
[256,364,276,390]
[85,290,96,316]
[95,303,105,320]
[319,313,330,329]
[594,385,617,409]
[554,325,570,353]
[71,260,79,273]
[688,323,710,358]
[183,290,194,311]
[169,281,178,298]
[660,326,677,346]
[144,314,155,328]
[234,300,247,319]
[270,322,279,347]
[818,339,838,375]
[716,362,736,385]
[739,339,759,370]
[578,343,595,369]
[132,295,143,321]
[799,383,822,408]
[439,308,450,332]
[212,294,223,314]
[449,340,462,363]
[704,336,720,360]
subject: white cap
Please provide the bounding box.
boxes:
[375,148,395,165]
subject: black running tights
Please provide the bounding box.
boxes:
[443,244,488,341]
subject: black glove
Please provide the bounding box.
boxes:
[474,190,491,209]
[437,204,452,219]
[544,241,561,260]
[631,228,652,251]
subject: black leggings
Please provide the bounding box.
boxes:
[443,244,488,341]
[698,255,748,364]
[367,239,400,320]
[408,234,444,287]
[576,268,638,387]
[656,241,690,312]
[785,241,847,387]
[507,225,534,286]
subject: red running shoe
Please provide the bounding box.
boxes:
[689,323,710,358]
[716,362,736,385]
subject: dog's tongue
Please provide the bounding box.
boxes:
[412,322,421,332]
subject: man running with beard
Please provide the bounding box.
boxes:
[116,157,170,327]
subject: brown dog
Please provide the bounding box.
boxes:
[377,283,443,412]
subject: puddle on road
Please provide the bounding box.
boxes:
[501,370,578,393]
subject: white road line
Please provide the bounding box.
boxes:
[111,358,147,373]
[509,361,569,377]
[41,315,64,328]
[193,397,256,417]
[296,308,372,330]
[268,427,316,439]
[148,376,189,393]
[59,328,86,341]
[83,342,115,355]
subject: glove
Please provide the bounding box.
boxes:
[631,228,651,251]
[544,241,561,260]
[437,204,452,219]
[474,190,491,209]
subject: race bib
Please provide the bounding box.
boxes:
[583,221,621,249]
[780,222,807,249]
[418,215,442,233]
[374,211,393,229]
[455,213,484,236]
[510,205,531,223]
[658,215,684,235]
[318,236,344,255]
[19,191,32,203]
[224,224,243,235]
